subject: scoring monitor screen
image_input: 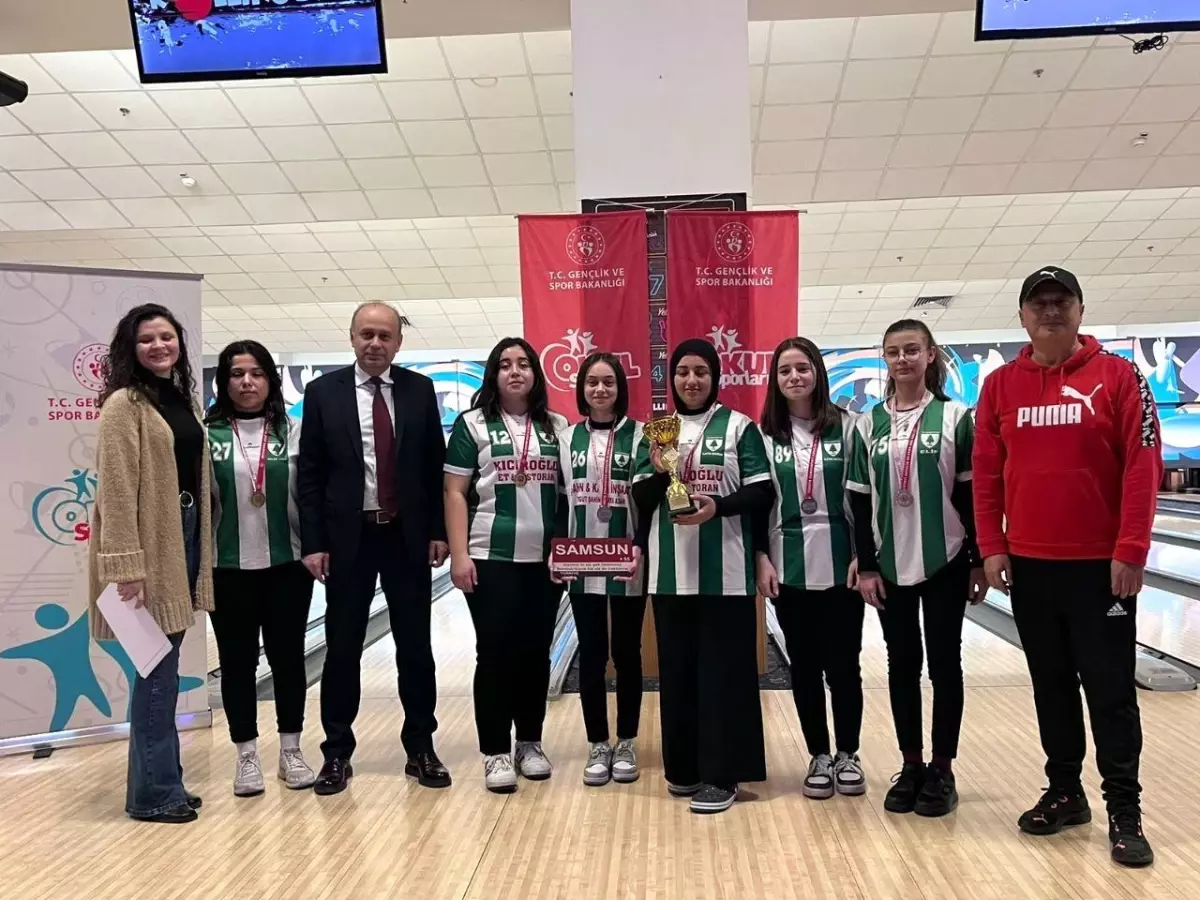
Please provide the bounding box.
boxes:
[128,0,387,84]
[977,0,1200,40]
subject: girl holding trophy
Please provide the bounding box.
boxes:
[444,337,570,794]
[846,320,986,818]
[555,353,647,787]
[632,338,775,815]
[754,337,866,801]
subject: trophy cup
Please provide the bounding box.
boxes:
[643,414,697,518]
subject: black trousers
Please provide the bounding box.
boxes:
[772,585,864,756]
[654,594,766,787]
[569,593,647,744]
[319,521,438,761]
[465,560,562,756]
[876,555,969,760]
[211,562,314,744]
[1010,556,1143,812]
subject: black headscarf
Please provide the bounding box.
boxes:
[670,338,721,415]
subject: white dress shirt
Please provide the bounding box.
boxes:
[355,363,396,511]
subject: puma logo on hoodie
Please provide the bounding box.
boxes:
[1015,383,1103,427]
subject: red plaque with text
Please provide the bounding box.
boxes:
[550,538,636,576]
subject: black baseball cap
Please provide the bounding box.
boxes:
[1019,266,1083,306]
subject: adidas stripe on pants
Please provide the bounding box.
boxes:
[1009,556,1143,813]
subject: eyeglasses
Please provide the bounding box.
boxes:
[882,346,925,362]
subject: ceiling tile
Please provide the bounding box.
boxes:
[933,11,1008,56]
[0,54,62,94]
[380,80,464,121]
[0,202,69,230]
[829,100,907,138]
[441,34,528,79]
[523,31,572,75]
[974,94,1059,132]
[213,163,294,195]
[258,126,339,162]
[1026,126,1109,162]
[543,116,573,150]
[942,164,1017,196]
[185,128,271,164]
[303,191,374,221]
[551,150,574,182]
[47,199,128,229]
[814,170,881,202]
[1148,45,1200,86]
[1009,161,1086,194]
[820,137,892,171]
[227,86,318,127]
[1096,124,1182,160]
[280,161,359,193]
[957,131,1037,165]
[1070,48,1161,91]
[494,185,561,214]
[471,118,546,153]
[849,13,938,59]
[0,173,37,203]
[755,140,823,174]
[400,120,479,156]
[46,131,138,168]
[176,196,252,227]
[238,194,314,225]
[1141,154,1200,190]
[459,77,539,118]
[153,90,246,129]
[378,37,451,81]
[1072,158,1155,192]
[416,155,489,187]
[992,51,1087,94]
[366,189,439,219]
[73,92,172,131]
[753,173,816,204]
[383,249,436,268]
[917,56,1003,99]
[841,59,923,102]
[0,109,27,137]
[1120,85,1200,124]
[1051,90,1138,128]
[902,97,984,136]
[768,18,854,64]
[889,134,964,169]
[34,51,137,92]
[10,94,100,133]
[533,75,573,116]
[113,130,203,166]
[328,123,409,159]
[759,104,833,142]
[348,157,424,190]
[0,135,64,170]
[14,169,99,201]
[430,187,499,217]
[303,84,391,124]
[111,198,190,228]
[484,152,554,185]
[764,63,843,105]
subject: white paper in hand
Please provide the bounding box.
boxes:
[96,584,172,678]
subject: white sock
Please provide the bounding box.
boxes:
[279,733,301,751]
[236,739,257,756]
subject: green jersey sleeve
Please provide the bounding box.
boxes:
[444,414,478,476]
[737,421,771,485]
[954,406,974,482]
[846,415,871,494]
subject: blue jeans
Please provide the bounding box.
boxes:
[124,505,199,818]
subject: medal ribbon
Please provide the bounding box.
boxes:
[232,419,269,502]
[680,406,720,486]
[501,411,534,482]
[791,425,819,508]
[891,404,924,499]
[590,421,618,509]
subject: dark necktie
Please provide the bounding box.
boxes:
[369,376,397,515]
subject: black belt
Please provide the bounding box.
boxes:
[364,510,395,525]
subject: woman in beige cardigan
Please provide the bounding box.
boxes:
[90,302,214,824]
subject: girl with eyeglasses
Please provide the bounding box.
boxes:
[846,319,986,818]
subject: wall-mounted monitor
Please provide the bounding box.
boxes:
[128,0,387,84]
[976,0,1200,41]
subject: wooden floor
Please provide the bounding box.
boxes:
[4,596,1200,900]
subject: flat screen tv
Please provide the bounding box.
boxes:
[128,0,387,84]
[976,0,1200,41]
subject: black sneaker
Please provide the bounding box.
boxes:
[883,762,926,814]
[1109,810,1154,868]
[914,764,958,818]
[1018,788,1091,835]
[689,783,738,814]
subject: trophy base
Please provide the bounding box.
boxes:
[666,489,697,519]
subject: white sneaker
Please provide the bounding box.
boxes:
[484,753,517,794]
[612,739,639,784]
[278,747,317,790]
[583,742,612,786]
[803,753,835,800]
[515,741,553,781]
[834,751,867,796]
[234,751,265,797]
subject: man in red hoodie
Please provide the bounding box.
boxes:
[974,266,1161,868]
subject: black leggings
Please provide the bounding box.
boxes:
[569,593,646,744]
[772,585,864,756]
[465,559,562,756]
[210,562,314,744]
[876,556,968,760]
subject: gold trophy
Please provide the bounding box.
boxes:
[644,414,697,518]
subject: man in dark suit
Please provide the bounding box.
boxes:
[298,302,450,794]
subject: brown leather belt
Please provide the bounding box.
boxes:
[364,510,395,525]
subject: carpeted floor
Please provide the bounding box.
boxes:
[561,635,794,693]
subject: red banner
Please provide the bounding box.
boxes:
[665,210,800,417]
[519,212,651,420]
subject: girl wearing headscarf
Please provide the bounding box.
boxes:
[631,338,775,814]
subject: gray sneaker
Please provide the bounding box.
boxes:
[233,751,265,797]
[484,754,517,794]
[612,739,639,783]
[834,751,867,796]
[803,753,835,800]
[583,742,612,786]
[278,747,317,790]
[515,741,553,780]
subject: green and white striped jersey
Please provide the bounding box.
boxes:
[208,416,302,570]
[764,412,856,592]
[560,417,645,597]
[445,408,570,564]
[846,393,973,587]
[634,404,771,597]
